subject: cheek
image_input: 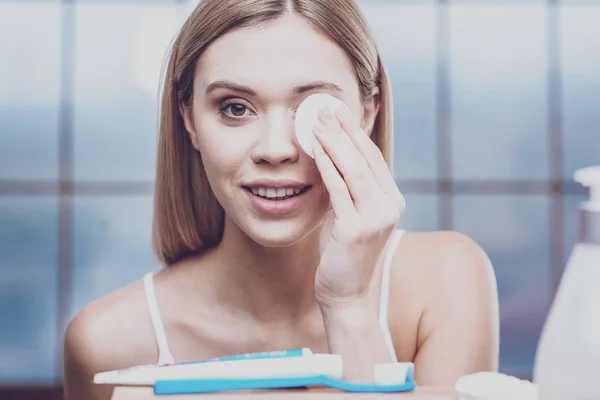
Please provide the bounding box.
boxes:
[195,117,251,183]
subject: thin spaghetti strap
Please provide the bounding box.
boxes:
[378,229,406,362]
[143,272,176,365]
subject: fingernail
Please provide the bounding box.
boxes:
[319,107,332,120]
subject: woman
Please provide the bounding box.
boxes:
[63,1,499,399]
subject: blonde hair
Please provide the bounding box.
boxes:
[153,0,394,266]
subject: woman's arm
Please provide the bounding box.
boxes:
[310,90,406,383]
[320,299,393,382]
[412,232,500,386]
[63,285,149,400]
[63,309,118,400]
[321,232,499,385]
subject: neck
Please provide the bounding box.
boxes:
[208,217,323,322]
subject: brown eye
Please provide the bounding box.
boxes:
[230,104,247,117]
[220,100,253,120]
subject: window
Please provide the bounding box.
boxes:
[1,0,598,384]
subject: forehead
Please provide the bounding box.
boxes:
[196,15,358,95]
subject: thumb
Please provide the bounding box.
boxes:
[318,209,335,255]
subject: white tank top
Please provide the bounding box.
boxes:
[143,229,405,365]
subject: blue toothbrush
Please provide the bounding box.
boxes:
[154,364,416,395]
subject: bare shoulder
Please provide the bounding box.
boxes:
[389,231,500,383]
[393,230,495,287]
[387,231,499,349]
[63,278,157,400]
[392,230,498,317]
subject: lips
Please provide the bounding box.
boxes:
[243,185,312,216]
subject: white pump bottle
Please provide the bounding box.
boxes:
[533,166,600,399]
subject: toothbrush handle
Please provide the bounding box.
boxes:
[154,376,321,395]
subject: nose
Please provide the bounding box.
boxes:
[251,109,300,165]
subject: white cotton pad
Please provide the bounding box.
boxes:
[455,372,538,400]
[294,93,348,158]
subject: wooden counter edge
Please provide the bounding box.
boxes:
[111,386,459,399]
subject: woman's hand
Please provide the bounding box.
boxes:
[312,105,406,309]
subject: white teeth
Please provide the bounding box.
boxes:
[249,187,306,199]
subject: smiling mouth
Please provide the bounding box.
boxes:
[243,186,311,201]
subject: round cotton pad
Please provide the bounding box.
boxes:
[455,372,538,400]
[295,93,348,158]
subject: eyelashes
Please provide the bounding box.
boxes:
[217,98,300,123]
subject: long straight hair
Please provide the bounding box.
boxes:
[153,0,394,266]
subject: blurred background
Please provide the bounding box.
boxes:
[0,0,599,397]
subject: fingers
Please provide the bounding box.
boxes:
[335,108,405,213]
[313,107,380,211]
[312,103,406,228]
[312,138,357,220]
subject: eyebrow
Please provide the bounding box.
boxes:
[204,80,343,96]
[292,81,343,94]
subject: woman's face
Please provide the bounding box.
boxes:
[182,15,376,247]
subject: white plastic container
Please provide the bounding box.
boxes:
[533,166,600,399]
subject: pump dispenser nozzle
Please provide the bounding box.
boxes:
[574,166,600,244]
[575,166,600,211]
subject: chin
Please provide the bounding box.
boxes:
[241,218,319,248]
[218,184,329,247]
